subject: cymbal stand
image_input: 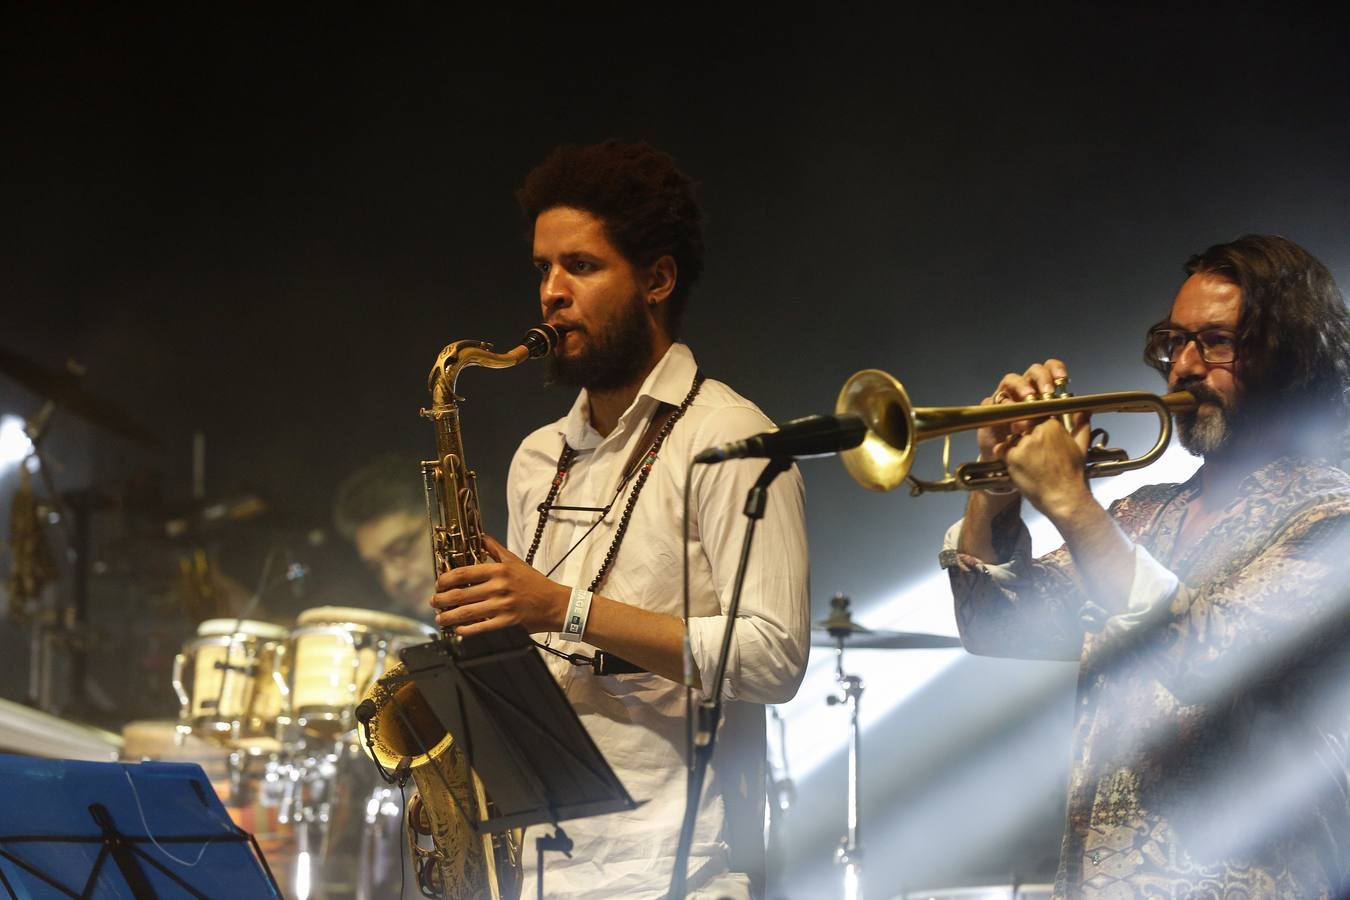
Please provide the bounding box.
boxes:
[765,705,795,892]
[825,594,864,900]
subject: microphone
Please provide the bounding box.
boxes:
[694,414,867,464]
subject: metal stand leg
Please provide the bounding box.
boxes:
[765,706,795,896]
[828,647,864,900]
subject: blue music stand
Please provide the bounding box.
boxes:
[0,753,280,899]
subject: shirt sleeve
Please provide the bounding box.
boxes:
[684,406,811,705]
[504,441,534,560]
[942,515,1087,662]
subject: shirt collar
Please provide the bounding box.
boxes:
[558,343,699,450]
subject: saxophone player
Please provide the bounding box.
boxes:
[430,141,811,899]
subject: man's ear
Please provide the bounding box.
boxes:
[644,255,678,306]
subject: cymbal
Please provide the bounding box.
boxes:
[812,592,961,649]
[809,628,962,650]
[0,347,159,447]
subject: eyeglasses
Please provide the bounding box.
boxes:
[1144,326,1237,369]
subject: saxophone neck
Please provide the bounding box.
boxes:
[425,326,559,411]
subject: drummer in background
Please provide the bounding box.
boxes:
[329,453,428,899]
[333,453,436,621]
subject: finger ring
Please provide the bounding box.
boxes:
[993,389,1009,403]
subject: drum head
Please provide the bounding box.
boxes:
[120,720,232,779]
[196,618,290,640]
[294,605,436,637]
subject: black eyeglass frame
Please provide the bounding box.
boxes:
[1144,325,1238,371]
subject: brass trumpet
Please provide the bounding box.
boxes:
[835,369,1197,495]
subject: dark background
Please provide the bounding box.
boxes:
[3,4,1348,895]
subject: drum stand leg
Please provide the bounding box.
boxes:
[295,814,314,900]
[28,606,49,710]
[291,743,345,899]
[26,587,62,713]
[356,786,378,900]
[357,783,400,900]
[827,641,864,900]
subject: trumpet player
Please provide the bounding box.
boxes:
[430,141,810,899]
[944,235,1350,898]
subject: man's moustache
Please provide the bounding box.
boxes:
[1177,380,1225,409]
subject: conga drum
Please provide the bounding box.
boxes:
[287,606,436,738]
[172,618,289,745]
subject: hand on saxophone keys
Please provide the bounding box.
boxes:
[429,534,571,636]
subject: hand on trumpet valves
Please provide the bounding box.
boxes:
[981,359,1088,459]
[430,534,570,635]
[1004,411,1095,521]
[979,359,1094,520]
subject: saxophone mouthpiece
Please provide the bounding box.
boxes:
[526,323,560,358]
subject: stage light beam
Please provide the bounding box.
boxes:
[0,415,34,471]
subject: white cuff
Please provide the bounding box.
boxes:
[1101,544,1180,633]
[941,517,1032,584]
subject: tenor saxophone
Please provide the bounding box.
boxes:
[361,324,557,900]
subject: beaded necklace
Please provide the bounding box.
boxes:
[525,372,705,594]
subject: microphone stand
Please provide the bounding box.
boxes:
[670,455,792,899]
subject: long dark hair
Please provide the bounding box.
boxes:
[1180,235,1350,459]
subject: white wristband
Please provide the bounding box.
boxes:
[562,586,594,641]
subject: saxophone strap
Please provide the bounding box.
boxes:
[527,372,706,676]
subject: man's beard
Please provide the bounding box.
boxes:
[1175,379,1242,457]
[547,291,655,392]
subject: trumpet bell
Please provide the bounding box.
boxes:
[835,369,915,492]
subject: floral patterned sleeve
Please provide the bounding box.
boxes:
[943,504,1088,663]
[943,484,1186,663]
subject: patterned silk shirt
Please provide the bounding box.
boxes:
[946,456,1350,899]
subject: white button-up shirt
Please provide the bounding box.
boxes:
[507,343,810,899]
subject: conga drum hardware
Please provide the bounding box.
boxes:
[172,618,289,745]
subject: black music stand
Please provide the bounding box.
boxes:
[0,754,280,899]
[400,629,638,833]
